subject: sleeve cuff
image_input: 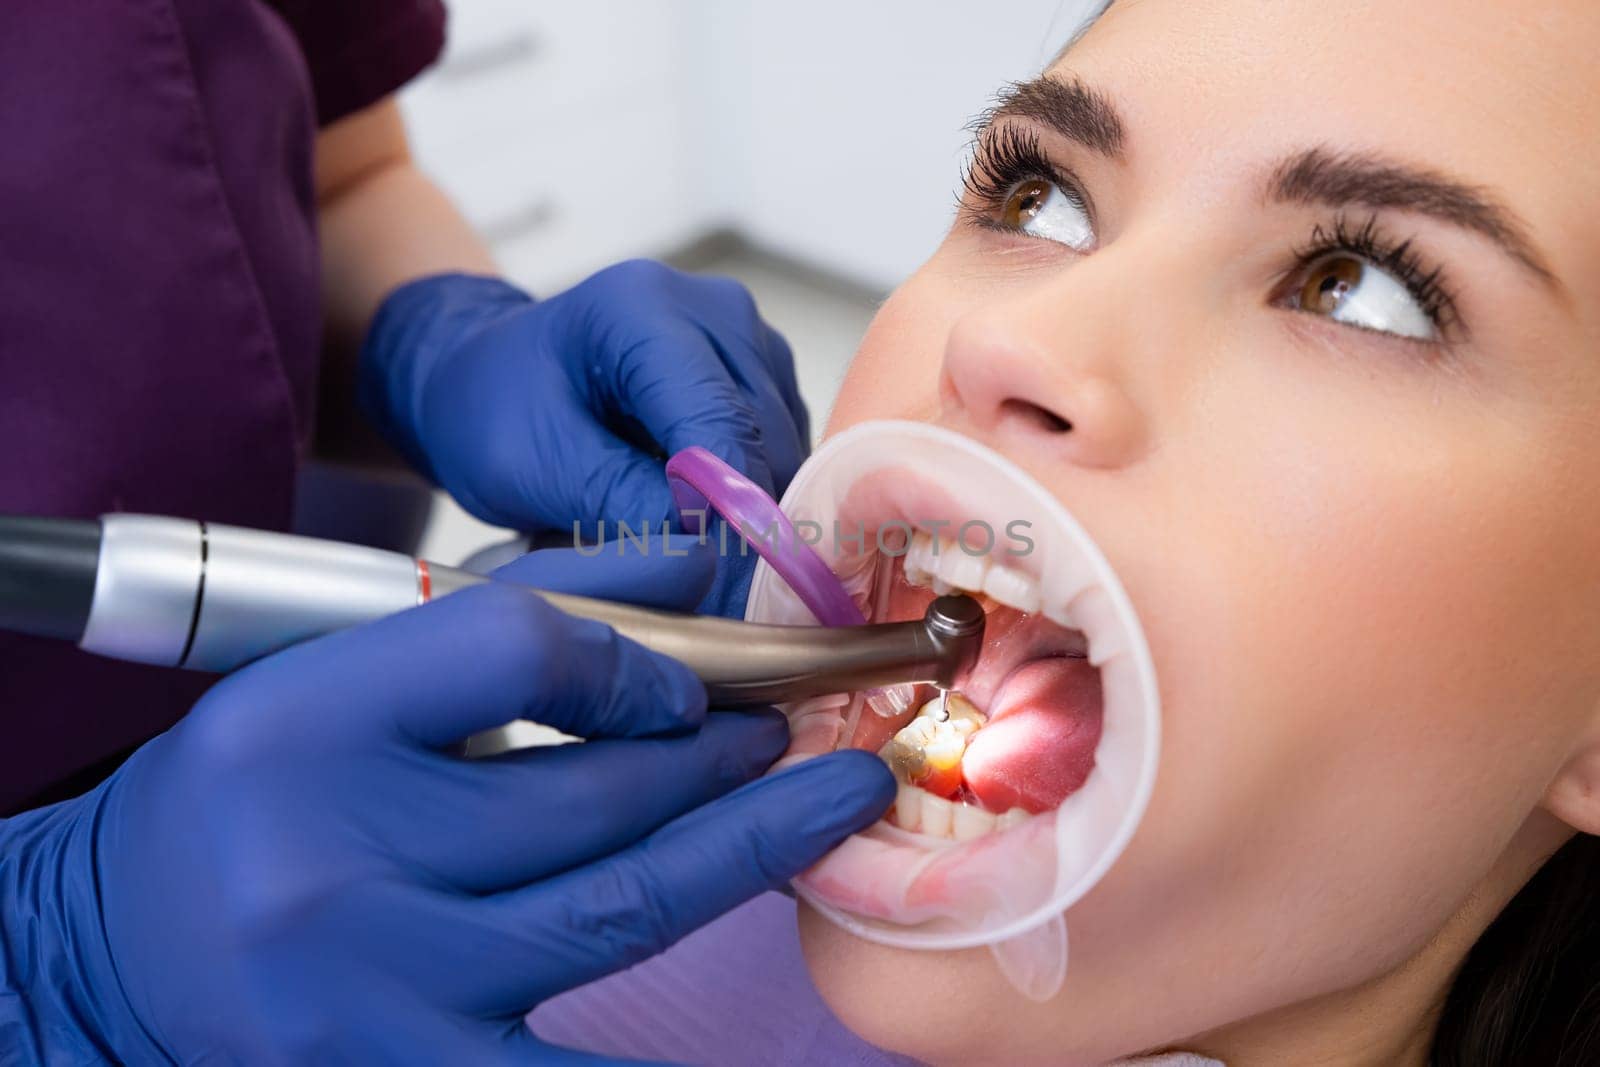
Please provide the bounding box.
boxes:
[301,1,447,126]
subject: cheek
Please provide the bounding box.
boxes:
[825,276,954,436]
[1071,347,1600,1016]
[796,290,1600,1057]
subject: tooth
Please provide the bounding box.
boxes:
[930,576,954,595]
[889,695,983,802]
[1036,563,1098,629]
[953,802,998,841]
[1043,602,1077,631]
[983,564,1043,614]
[920,793,954,837]
[922,730,965,766]
[893,784,923,832]
[1068,585,1125,667]
[904,532,938,587]
[938,541,990,595]
[881,735,927,782]
[997,807,1030,831]
[932,692,985,732]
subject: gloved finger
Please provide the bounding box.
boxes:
[490,534,716,612]
[695,538,759,621]
[557,412,684,530]
[469,406,679,533]
[401,712,788,893]
[604,321,779,500]
[758,319,812,452]
[243,582,705,748]
[664,276,809,491]
[447,750,895,1009]
[702,319,809,495]
[673,273,809,446]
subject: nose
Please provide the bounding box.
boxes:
[939,274,1148,469]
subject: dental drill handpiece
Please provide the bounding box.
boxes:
[0,514,986,708]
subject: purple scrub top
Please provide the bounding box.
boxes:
[0,1,445,815]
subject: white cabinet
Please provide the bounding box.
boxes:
[680,0,1082,291]
[400,0,709,294]
[401,1,1099,294]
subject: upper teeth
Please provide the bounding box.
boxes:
[904,531,1047,618]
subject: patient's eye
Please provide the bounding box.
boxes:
[999,179,1093,250]
[961,124,1096,252]
[1286,254,1435,341]
[1276,217,1457,344]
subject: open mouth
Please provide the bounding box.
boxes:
[745,420,1158,954]
[843,527,1104,842]
[775,458,1121,854]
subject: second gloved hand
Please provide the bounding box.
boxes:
[0,539,893,1064]
[358,261,811,537]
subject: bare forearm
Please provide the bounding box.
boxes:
[314,99,497,469]
[320,163,496,357]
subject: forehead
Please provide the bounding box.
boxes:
[1054,0,1599,289]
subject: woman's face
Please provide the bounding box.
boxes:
[801,1,1600,1062]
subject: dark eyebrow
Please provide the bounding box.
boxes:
[1269,147,1559,289]
[975,75,1126,159]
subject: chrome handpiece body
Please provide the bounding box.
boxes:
[534,586,986,706]
[0,514,985,708]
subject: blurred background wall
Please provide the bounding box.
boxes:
[401,0,1096,560]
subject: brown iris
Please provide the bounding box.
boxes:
[1299,255,1364,314]
[1001,179,1053,229]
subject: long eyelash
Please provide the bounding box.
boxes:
[958,124,1086,228]
[1293,214,1462,336]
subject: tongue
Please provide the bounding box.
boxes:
[962,657,1103,814]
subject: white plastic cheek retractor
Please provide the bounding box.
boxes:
[746,420,1162,1002]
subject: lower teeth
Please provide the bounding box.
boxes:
[880,692,1033,839]
[881,692,985,794]
[888,783,1030,840]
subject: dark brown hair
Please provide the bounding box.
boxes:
[1430,832,1600,1065]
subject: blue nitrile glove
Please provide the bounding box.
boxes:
[358,261,811,538]
[0,538,893,1065]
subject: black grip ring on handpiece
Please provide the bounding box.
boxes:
[924,593,987,688]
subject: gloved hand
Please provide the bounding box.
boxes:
[358,261,811,538]
[0,539,892,1065]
